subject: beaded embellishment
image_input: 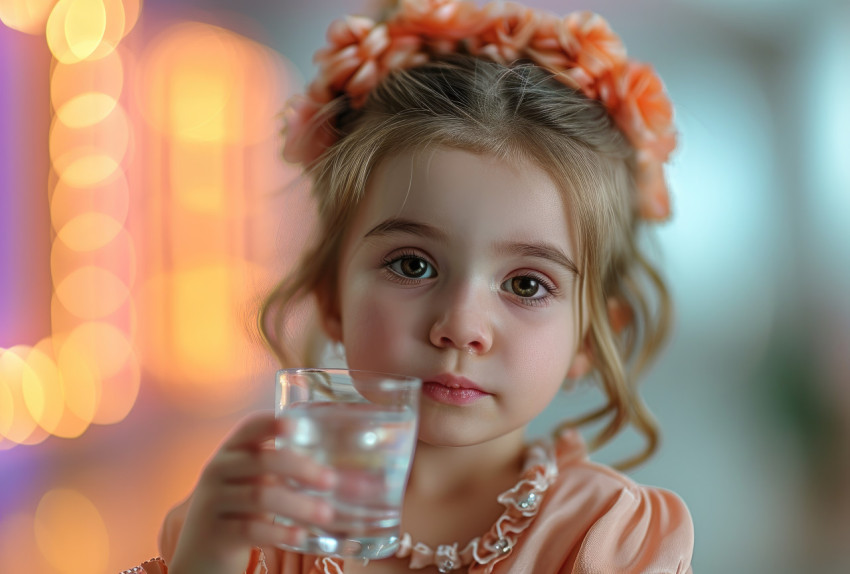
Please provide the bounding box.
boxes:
[390,440,559,572]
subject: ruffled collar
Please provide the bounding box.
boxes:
[391,437,559,573]
[312,432,581,574]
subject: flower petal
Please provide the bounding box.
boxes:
[346,59,381,102]
[560,11,626,76]
[396,0,485,39]
[282,96,335,166]
[635,155,671,221]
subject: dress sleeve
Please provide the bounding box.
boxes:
[120,497,272,574]
[572,485,694,574]
[119,552,268,574]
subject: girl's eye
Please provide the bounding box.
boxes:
[387,255,436,279]
[501,274,554,302]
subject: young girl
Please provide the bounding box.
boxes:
[127,0,693,572]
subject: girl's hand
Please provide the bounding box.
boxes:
[168,411,337,574]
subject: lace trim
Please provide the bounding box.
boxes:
[316,556,345,574]
[121,547,268,574]
[390,440,559,572]
[248,546,269,574]
[119,557,167,574]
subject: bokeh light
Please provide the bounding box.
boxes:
[133,19,290,413]
[57,212,124,251]
[54,265,130,318]
[138,21,285,144]
[138,261,270,410]
[89,349,140,425]
[0,0,141,451]
[119,0,140,38]
[61,321,138,424]
[51,50,124,117]
[49,104,130,187]
[45,0,127,64]
[2,1,318,572]
[169,144,227,213]
[23,340,66,435]
[34,489,109,574]
[63,321,133,381]
[55,341,99,423]
[0,0,59,35]
[50,228,137,300]
[50,173,130,241]
[55,92,119,128]
[0,347,41,444]
[63,0,107,61]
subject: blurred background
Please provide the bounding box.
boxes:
[1,0,848,572]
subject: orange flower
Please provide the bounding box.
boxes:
[553,65,599,99]
[526,12,575,70]
[611,62,677,162]
[393,0,484,40]
[282,95,336,166]
[471,1,540,64]
[314,16,390,104]
[559,12,626,78]
[284,0,679,222]
[634,151,671,221]
[381,33,428,70]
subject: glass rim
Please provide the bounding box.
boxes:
[276,367,421,385]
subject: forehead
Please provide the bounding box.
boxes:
[355,147,575,249]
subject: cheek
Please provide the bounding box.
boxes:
[340,290,417,371]
[505,313,578,383]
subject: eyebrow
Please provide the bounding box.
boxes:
[364,218,448,241]
[364,217,580,277]
[496,241,581,277]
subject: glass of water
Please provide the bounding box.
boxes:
[274,368,421,560]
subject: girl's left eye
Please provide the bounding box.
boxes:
[501,274,554,302]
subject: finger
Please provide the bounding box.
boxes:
[216,483,335,527]
[209,448,336,491]
[221,411,279,451]
[216,515,308,549]
[335,468,384,500]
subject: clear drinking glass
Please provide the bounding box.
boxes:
[274,368,421,560]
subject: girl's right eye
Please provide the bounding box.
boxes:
[384,254,437,280]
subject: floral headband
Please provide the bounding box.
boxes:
[283,0,678,221]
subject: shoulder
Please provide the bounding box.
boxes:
[537,431,695,573]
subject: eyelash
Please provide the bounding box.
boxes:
[504,272,560,307]
[382,250,436,285]
[381,251,560,307]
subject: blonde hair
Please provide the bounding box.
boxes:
[260,55,671,469]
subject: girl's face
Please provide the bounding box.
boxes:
[323,147,589,447]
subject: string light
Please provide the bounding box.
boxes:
[2,5,299,570]
[0,0,136,446]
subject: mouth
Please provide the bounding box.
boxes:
[421,373,491,405]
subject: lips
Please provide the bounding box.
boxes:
[422,373,491,405]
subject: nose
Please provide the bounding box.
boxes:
[428,283,493,355]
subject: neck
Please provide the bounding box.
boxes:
[406,428,527,501]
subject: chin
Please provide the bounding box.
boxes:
[416,429,473,448]
[416,413,508,448]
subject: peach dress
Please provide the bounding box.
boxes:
[143,430,693,574]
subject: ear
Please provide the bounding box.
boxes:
[314,281,342,343]
[565,297,633,380]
